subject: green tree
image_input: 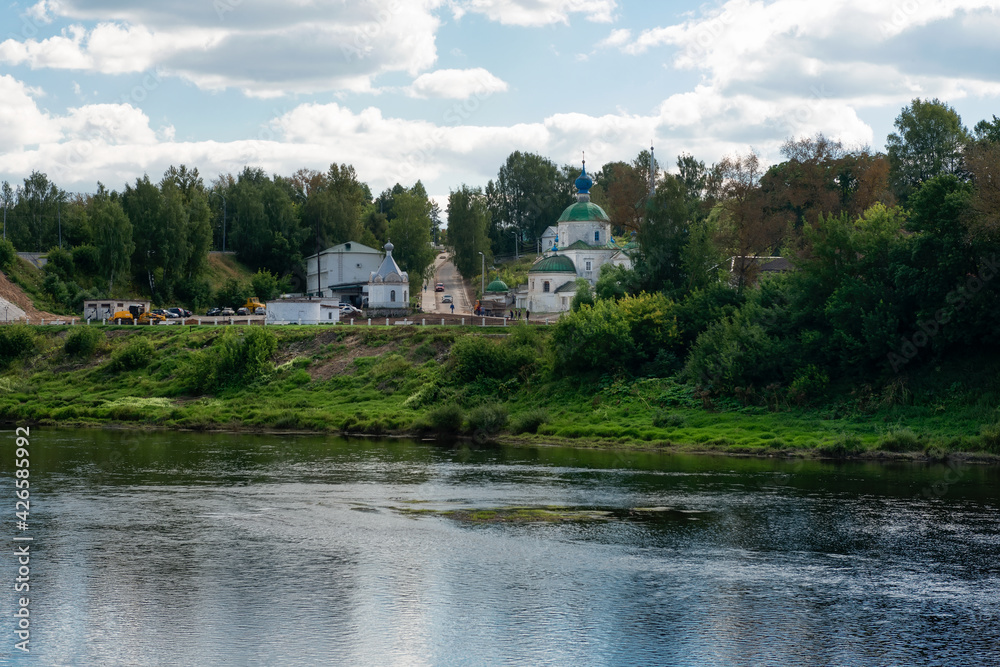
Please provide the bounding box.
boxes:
[88,185,133,292]
[11,171,63,252]
[447,185,491,279]
[635,174,689,292]
[387,185,436,291]
[887,98,969,202]
[486,152,573,254]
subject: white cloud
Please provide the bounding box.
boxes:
[450,0,616,26]
[0,75,61,151]
[407,68,508,99]
[0,0,443,96]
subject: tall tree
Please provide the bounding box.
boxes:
[121,175,166,296]
[486,151,573,254]
[387,185,436,293]
[12,171,63,252]
[88,184,133,292]
[447,185,492,279]
[635,175,689,292]
[886,98,969,202]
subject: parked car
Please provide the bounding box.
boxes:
[167,307,191,318]
[441,294,453,303]
[236,307,250,316]
[206,307,221,316]
[220,307,235,316]
[151,309,169,317]
[434,283,445,292]
[254,306,266,315]
[340,304,361,315]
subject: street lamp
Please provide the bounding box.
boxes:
[210,191,227,252]
[478,251,485,298]
[509,229,519,260]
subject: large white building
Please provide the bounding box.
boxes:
[521,163,632,313]
[304,241,383,303]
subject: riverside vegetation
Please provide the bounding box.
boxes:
[0,315,997,459]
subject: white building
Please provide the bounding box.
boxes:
[367,241,409,312]
[304,241,382,303]
[265,298,340,324]
[524,162,632,314]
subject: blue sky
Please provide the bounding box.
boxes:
[1,0,999,220]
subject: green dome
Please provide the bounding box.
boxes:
[557,201,610,223]
[529,255,577,273]
[485,279,509,292]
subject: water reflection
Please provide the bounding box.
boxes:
[0,429,997,666]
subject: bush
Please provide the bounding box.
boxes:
[215,327,278,389]
[215,278,252,310]
[450,336,535,383]
[0,238,16,270]
[45,246,74,280]
[428,404,464,433]
[510,408,548,434]
[64,326,103,358]
[0,325,35,365]
[979,423,1000,453]
[71,245,100,277]
[876,428,921,452]
[467,402,508,436]
[651,410,685,428]
[817,434,865,458]
[108,336,155,372]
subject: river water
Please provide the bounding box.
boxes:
[1,429,998,666]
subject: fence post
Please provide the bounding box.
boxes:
[441,318,444,326]
[422,318,425,326]
[481,317,485,327]
[368,318,371,326]
[385,317,389,326]
[350,319,354,326]
[461,318,464,326]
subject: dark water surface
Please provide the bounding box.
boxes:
[1,429,998,666]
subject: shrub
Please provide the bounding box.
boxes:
[45,246,74,280]
[651,410,685,428]
[428,403,464,433]
[0,325,35,365]
[510,408,548,434]
[817,434,865,458]
[214,327,278,389]
[108,336,154,372]
[979,423,1000,453]
[0,238,16,270]
[64,326,103,358]
[876,428,921,452]
[450,336,535,383]
[71,245,100,277]
[467,402,508,436]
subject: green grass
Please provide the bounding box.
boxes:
[0,323,997,458]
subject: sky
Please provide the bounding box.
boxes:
[1,0,999,222]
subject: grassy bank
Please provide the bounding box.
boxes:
[0,323,998,459]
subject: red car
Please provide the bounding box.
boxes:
[434,283,445,292]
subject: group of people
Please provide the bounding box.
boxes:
[508,308,529,321]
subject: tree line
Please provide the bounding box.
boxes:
[0,164,440,312]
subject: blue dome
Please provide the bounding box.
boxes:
[574,164,593,195]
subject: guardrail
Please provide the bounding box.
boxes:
[0,315,553,328]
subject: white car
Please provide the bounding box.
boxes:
[441,294,453,304]
[340,304,362,314]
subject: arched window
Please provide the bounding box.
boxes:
[390,290,396,302]
[543,281,550,293]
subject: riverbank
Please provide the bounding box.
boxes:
[0,323,997,459]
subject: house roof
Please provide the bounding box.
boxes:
[307,241,380,260]
[370,242,408,282]
[553,280,578,293]
[529,255,577,273]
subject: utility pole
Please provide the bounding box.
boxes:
[478,251,485,297]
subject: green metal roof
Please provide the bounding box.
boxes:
[564,239,594,250]
[485,279,509,292]
[557,201,610,223]
[529,255,577,273]
[553,280,578,293]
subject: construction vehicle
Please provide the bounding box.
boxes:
[244,296,266,315]
[109,305,164,324]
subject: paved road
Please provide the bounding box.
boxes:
[423,252,473,315]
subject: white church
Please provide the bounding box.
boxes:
[519,162,632,313]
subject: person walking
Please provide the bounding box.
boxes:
[525,310,530,322]
[450,303,455,315]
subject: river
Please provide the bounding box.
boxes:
[1,429,998,666]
